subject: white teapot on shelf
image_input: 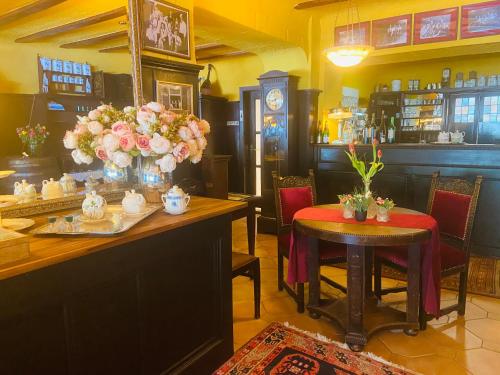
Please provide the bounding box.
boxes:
[82,191,107,220]
[437,131,450,143]
[162,185,190,215]
[59,173,77,196]
[121,189,146,215]
[13,179,37,203]
[41,178,64,200]
[450,130,465,144]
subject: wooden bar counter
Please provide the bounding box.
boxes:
[0,196,245,375]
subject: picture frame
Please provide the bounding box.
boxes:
[334,21,370,46]
[372,14,412,49]
[140,0,190,59]
[414,8,458,44]
[155,80,193,115]
[461,1,500,39]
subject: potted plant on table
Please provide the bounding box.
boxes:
[376,197,395,222]
[338,193,355,219]
[352,192,370,222]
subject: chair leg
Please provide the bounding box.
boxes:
[458,269,468,316]
[278,251,284,291]
[374,257,382,300]
[297,283,305,313]
[253,260,261,319]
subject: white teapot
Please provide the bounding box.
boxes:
[59,173,77,196]
[82,191,107,220]
[162,185,190,215]
[41,178,64,200]
[13,179,37,203]
[437,131,450,143]
[451,130,465,144]
[122,189,146,215]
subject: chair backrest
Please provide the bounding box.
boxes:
[426,171,482,253]
[272,169,317,234]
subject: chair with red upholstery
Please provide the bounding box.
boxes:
[273,169,347,313]
[373,171,482,328]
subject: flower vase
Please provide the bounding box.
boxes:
[342,205,355,219]
[138,156,173,203]
[27,142,41,157]
[103,160,128,190]
[364,180,377,219]
[355,210,367,222]
[377,206,390,222]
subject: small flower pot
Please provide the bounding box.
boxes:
[342,206,355,219]
[355,210,367,222]
[377,207,390,222]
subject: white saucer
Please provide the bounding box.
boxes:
[163,208,189,215]
[1,218,35,231]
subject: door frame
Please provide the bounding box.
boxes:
[239,85,260,194]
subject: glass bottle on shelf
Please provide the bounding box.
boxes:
[388,116,396,144]
[380,114,387,144]
[322,121,330,144]
[316,121,323,144]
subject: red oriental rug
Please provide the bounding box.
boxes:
[214,322,418,375]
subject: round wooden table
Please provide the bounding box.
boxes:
[294,204,432,352]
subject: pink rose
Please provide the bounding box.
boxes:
[188,121,202,138]
[88,121,103,135]
[198,119,211,134]
[135,134,151,152]
[119,134,136,152]
[111,121,132,136]
[88,109,101,121]
[74,122,88,135]
[178,126,194,141]
[173,142,190,163]
[159,110,177,124]
[146,101,164,113]
[95,146,109,161]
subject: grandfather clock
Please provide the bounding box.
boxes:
[257,71,299,233]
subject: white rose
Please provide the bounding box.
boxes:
[146,101,164,113]
[190,150,203,164]
[178,126,194,141]
[76,115,89,124]
[149,133,171,155]
[88,109,101,121]
[97,104,111,111]
[71,149,92,165]
[137,110,157,134]
[156,154,176,173]
[63,130,78,149]
[87,121,104,135]
[102,133,120,153]
[123,106,135,114]
[196,136,208,151]
[102,115,111,124]
[111,151,132,168]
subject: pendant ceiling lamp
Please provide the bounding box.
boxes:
[325,0,372,68]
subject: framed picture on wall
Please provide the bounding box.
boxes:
[335,21,370,46]
[461,1,500,39]
[141,0,190,59]
[155,80,193,114]
[414,8,458,44]
[372,14,412,49]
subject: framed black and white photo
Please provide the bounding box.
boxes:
[462,1,500,39]
[141,0,190,59]
[156,80,193,114]
[414,8,458,44]
[372,15,412,49]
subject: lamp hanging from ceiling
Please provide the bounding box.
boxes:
[325,0,372,68]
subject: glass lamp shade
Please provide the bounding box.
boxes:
[325,45,373,68]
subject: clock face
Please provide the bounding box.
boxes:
[266,88,284,111]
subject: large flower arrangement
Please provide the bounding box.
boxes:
[63,102,210,172]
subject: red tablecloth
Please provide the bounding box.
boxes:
[288,207,441,316]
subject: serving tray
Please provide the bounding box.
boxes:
[31,204,162,237]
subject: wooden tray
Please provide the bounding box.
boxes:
[31,204,162,237]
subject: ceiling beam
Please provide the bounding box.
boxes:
[60,30,128,48]
[197,50,252,61]
[195,43,225,51]
[16,6,127,43]
[98,44,129,53]
[0,0,67,26]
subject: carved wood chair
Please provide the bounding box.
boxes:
[273,169,347,313]
[374,171,483,328]
[232,252,260,319]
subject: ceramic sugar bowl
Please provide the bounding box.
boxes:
[59,173,77,196]
[162,185,190,215]
[122,189,146,215]
[437,131,450,143]
[451,130,465,144]
[13,179,37,203]
[82,191,107,220]
[41,178,64,200]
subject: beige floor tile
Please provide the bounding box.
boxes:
[465,318,500,346]
[387,354,471,375]
[376,330,439,357]
[421,324,482,351]
[470,295,500,314]
[455,348,500,375]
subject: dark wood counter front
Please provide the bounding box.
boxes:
[0,196,245,375]
[314,144,500,257]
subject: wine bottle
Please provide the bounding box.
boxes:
[316,121,323,144]
[388,116,396,144]
[322,121,330,144]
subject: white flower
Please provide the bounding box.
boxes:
[88,121,104,135]
[196,136,208,151]
[190,150,203,164]
[76,115,89,124]
[71,149,93,165]
[123,106,135,114]
[146,101,164,113]
[137,109,157,134]
[63,130,78,149]
[156,154,176,173]
[178,126,194,141]
[88,109,101,121]
[149,133,171,155]
[188,121,202,138]
[110,151,132,168]
[97,104,112,111]
[102,133,120,153]
[101,115,111,124]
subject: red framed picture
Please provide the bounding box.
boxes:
[334,22,370,46]
[461,1,500,39]
[414,8,458,44]
[372,15,412,49]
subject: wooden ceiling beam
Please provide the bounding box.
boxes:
[195,43,225,51]
[15,6,127,43]
[0,0,67,26]
[60,30,128,48]
[98,44,129,53]
[197,50,252,61]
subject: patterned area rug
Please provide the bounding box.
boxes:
[215,322,418,375]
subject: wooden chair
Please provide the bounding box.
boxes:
[232,252,260,319]
[374,172,482,328]
[273,169,347,313]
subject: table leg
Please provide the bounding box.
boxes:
[405,243,421,336]
[307,236,321,319]
[346,244,367,352]
[246,204,256,256]
[365,246,374,299]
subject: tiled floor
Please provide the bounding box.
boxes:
[231,219,500,375]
